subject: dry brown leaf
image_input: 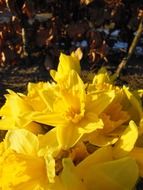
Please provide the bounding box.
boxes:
[35,13,53,22]
[80,0,94,5]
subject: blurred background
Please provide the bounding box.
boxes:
[0,0,143,105]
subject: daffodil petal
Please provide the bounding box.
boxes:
[32,112,67,127]
[130,147,143,177]
[44,152,55,183]
[0,90,30,116]
[64,69,85,96]
[5,129,39,156]
[123,86,142,121]
[86,90,115,115]
[56,124,82,149]
[0,117,16,130]
[77,157,138,190]
[60,158,86,190]
[92,67,111,85]
[50,70,57,81]
[59,53,81,75]
[49,176,65,190]
[79,113,103,133]
[87,130,118,146]
[38,128,58,150]
[76,146,113,176]
[0,150,48,190]
[113,120,138,158]
[50,52,81,83]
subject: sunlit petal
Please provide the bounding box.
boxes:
[56,124,82,150]
[86,90,115,115]
[113,120,138,158]
[50,52,81,83]
[0,150,49,190]
[77,157,138,190]
[5,129,39,156]
[60,158,87,190]
[76,146,113,176]
[123,86,142,123]
[92,67,111,85]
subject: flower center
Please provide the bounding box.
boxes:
[66,107,84,123]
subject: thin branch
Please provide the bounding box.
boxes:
[21,28,28,57]
[115,17,143,77]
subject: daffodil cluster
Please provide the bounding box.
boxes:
[0,51,143,190]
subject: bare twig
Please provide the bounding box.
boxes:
[115,17,143,77]
[21,28,28,57]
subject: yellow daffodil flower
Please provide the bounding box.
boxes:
[0,90,42,134]
[0,129,61,190]
[86,101,130,146]
[91,75,143,127]
[85,86,130,146]
[1,50,143,190]
[86,76,142,147]
[50,52,81,83]
[31,70,115,149]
